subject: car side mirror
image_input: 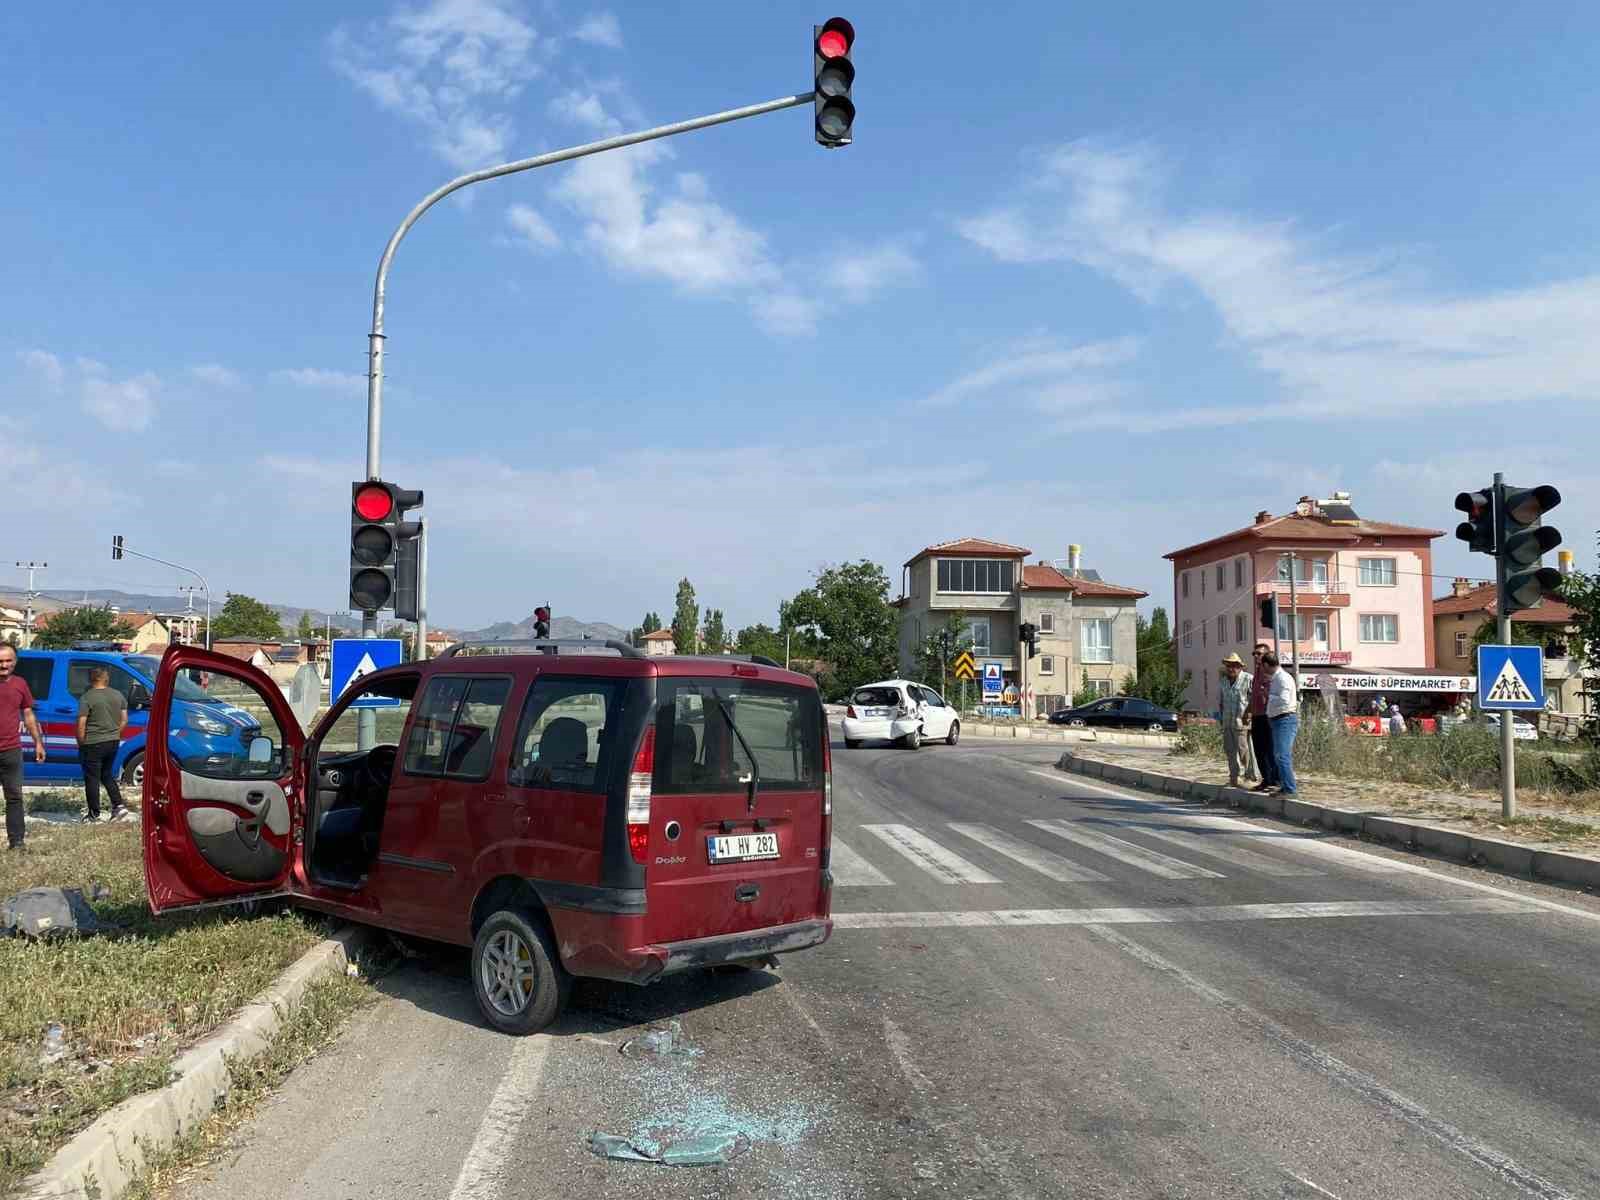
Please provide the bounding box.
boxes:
[248,736,275,764]
[128,683,151,710]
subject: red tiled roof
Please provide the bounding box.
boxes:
[1021,564,1147,599]
[1166,513,1443,560]
[905,537,1031,567]
[1433,583,1574,623]
[641,629,675,642]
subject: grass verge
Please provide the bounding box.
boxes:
[0,822,326,1196]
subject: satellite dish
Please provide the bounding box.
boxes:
[287,664,323,732]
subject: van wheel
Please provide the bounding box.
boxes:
[946,721,960,746]
[844,738,861,749]
[902,727,921,750]
[472,908,570,1035]
[120,752,145,792]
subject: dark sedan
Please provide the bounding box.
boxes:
[1047,696,1178,732]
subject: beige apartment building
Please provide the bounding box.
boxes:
[1433,577,1593,718]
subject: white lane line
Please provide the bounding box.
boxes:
[828,836,895,886]
[862,823,1002,884]
[883,1015,933,1095]
[447,1033,552,1200]
[831,897,1541,930]
[1090,819,1324,878]
[1029,818,1225,880]
[947,822,1110,883]
[1087,923,1578,1200]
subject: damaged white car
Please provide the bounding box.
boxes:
[840,680,959,750]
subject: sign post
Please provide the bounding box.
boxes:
[1478,641,1544,820]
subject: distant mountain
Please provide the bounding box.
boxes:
[457,613,631,645]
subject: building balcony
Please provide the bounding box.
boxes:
[1256,578,1350,607]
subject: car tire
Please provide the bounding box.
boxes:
[471,908,571,1035]
[945,721,960,746]
[1147,722,1165,733]
[844,738,862,749]
[902,727,921,750]
[1069,718,1087,728]
[120,751,145,794]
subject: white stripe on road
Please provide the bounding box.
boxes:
[947,822,1110,883]
[828,837,895,886]
[447,1033,552,1200]
[1028,818,1225,880]
[862,823,1001,884]
[1089,820,1323,877]
[1087,923,1578,1200]
[831,896,1542,930]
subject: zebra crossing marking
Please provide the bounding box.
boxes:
[1027,819,1225,880]
[861,824,1001,884]
[947,823,1111,883]
[828,837,895,886]
[1087,820,1323,877]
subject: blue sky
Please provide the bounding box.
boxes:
[5,1,1599,631]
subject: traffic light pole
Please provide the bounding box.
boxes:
[1494,472,1516,819]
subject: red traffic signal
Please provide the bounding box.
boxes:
[354,483,394,522]
[816,18,852,58]
[350,481,424,613]
[814,17,855,148]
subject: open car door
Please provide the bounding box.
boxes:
[142,645,305,914]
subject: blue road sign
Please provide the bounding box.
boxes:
[981,661,1003,702]
[332,638,404,707]
[1477,644,1544,711]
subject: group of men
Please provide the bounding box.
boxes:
[1215,642,1299,796]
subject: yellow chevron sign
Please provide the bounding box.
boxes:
[952,650,977,680]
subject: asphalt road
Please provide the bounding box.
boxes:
[171,733,1600,1200]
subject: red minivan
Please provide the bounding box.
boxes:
[141,639,833,1033]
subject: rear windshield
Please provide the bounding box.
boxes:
[852,686,902,707]
[654,678,823,795]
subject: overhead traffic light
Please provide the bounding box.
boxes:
[349,481,424,613]
[1499,484,1562,612]
[111,535,124,561]
[813,17,855,147]
[1454,490,1495,555]
[1259,595,1277,632]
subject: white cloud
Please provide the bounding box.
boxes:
[549,88,621,133]
[188,363,242,388]
[505,202,560,250]
[327,0,541,170]
[960,140,1600,427]
[17,349,64,389]
[822,244,922,304]
[81,371,158,432]
[928,336,1141,408]
[273,367,367,392]
[572,12,621,49]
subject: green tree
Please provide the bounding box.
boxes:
[786,560,899,701]
[1470,617,1547,651]
[1072,669,1100,709]
[210,593,284,640]
[1122,604,1192,711]
[642,611,662,634]
[1559,570,1600,663]
[296,612,316,641]
[672,580,699,655]
[912,614,973,692]
[703,609,727,654]
[735,622,786,663]
[32,606,133,649]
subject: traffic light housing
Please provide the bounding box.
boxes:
[1499,484,1562,612]
[1454,490,1494,555]
[813,17,855,147]
[1019,621,1039,658]
[393,523,424,623]
[111,535,123,561]
[1259,594,1278,632]
[349,481,424,613]
[533,606,551,641]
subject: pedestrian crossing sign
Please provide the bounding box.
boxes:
[1476,644,1544,711]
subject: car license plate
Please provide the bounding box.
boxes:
[707,832,780,863]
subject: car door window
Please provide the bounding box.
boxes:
[509,677,623,793]
[924,689,948,708]
[16,657,54,698]
[402,676,511,781]
[68,659,141,702]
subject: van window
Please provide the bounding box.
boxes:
[318,678,418,752]
[402,676,511,781]
[508,677,624,793]
[15,656,54,698]
[654,679,822,795]
[125,656,218,703]
[68,659,142,702]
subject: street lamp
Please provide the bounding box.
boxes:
[112,537,212,650]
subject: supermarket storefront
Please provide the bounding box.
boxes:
[1298,669,1478,731]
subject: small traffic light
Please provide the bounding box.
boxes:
[1454,490,1495,555]
[1499,484,1562,612]
[813,17,855,147]
[1019,621,1038,658]
[533,606,551,641]
[111,535,124,561]
[349,481,424,612]
[393,522,424,623]
[1259,595,1277,631]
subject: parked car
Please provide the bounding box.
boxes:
[142,641,833,1034]
[16,648,260,792]
[840,680,959,749]
[1484,713,1539,741]
[1046,696,1178,733]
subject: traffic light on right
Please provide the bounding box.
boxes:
[349,481,424,612]
[533,606,551,640]
[1499,484,1562,611]
[1019,621,1038,658]
[813,17,855,147]
[1453,489,1495,555]
[1259,595,1278,631]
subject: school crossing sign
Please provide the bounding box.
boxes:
[1477,644,1544,711]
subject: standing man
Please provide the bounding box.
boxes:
[1261,651,1300,796]
[0,644,47,851]
[1216,652,1256,787]
[1247,643,1278,793]
[76,667,129,823]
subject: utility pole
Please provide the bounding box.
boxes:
[1493,473,1516,819]
[1286,551,1300,682]
[112,539,211,650]
[14,562,45,649]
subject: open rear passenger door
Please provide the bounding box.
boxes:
[142,646,305,914]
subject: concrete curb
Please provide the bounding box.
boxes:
[962,722,1176,749]
[1055,752,1600,892]
[20,925,369,1200]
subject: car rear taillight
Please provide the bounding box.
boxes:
[846,705,857,719]
[820,714,833,872]
[628,725,655,864]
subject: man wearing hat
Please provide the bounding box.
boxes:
[1216,652,1256,787]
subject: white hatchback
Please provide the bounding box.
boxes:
[840,680,960,749]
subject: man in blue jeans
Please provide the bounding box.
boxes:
[1260,651,1300,796]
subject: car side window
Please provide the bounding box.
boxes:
[509,677,623,793]
[402,676,510,781]
[925,690,947,708]
[67,660,142,703]
[16,657,54,697]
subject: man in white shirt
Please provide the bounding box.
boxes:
[1260,651,1300,796]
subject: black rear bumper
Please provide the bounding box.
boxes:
[657,919,833,977]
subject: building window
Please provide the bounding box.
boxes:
[1090,679,1112,698]
[1358,557,1397,586]
[1216,563,1226,591]
[1083,618,1113,662]
[1276,612,1319,642]
[1277,557,1329,586]
[1182,571,1189,598]
[1217,615,1226,644]
[1234,559,1244,589]
[1360,614,1399,643]
[1039,611,1055,634]
[1200,570,1206,597]
[1039,655,1054,676]
[967,618,991,653]
[937,558,1015,594]
[1235,613,1245,643]
[1454,631,1469,659]
[1182,620,1192,648]
[1201,622,1207,647]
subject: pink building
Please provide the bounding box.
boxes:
[1164,493,1442,713]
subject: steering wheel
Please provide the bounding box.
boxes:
[363,744,399,791]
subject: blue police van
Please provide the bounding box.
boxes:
[15,648,264,792]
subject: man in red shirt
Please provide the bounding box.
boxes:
[1246,642,1279,792]
[0,644,47,851]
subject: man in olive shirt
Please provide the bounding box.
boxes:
[77,668,129,822]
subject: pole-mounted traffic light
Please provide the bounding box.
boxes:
[1454,490,1495,555]
[1019,621,1038,658]
[533,606,551,641]
[1259,595,1278,631]
[349,481,423,613]
[1499,484,1562,612]
[814,17,854,147]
